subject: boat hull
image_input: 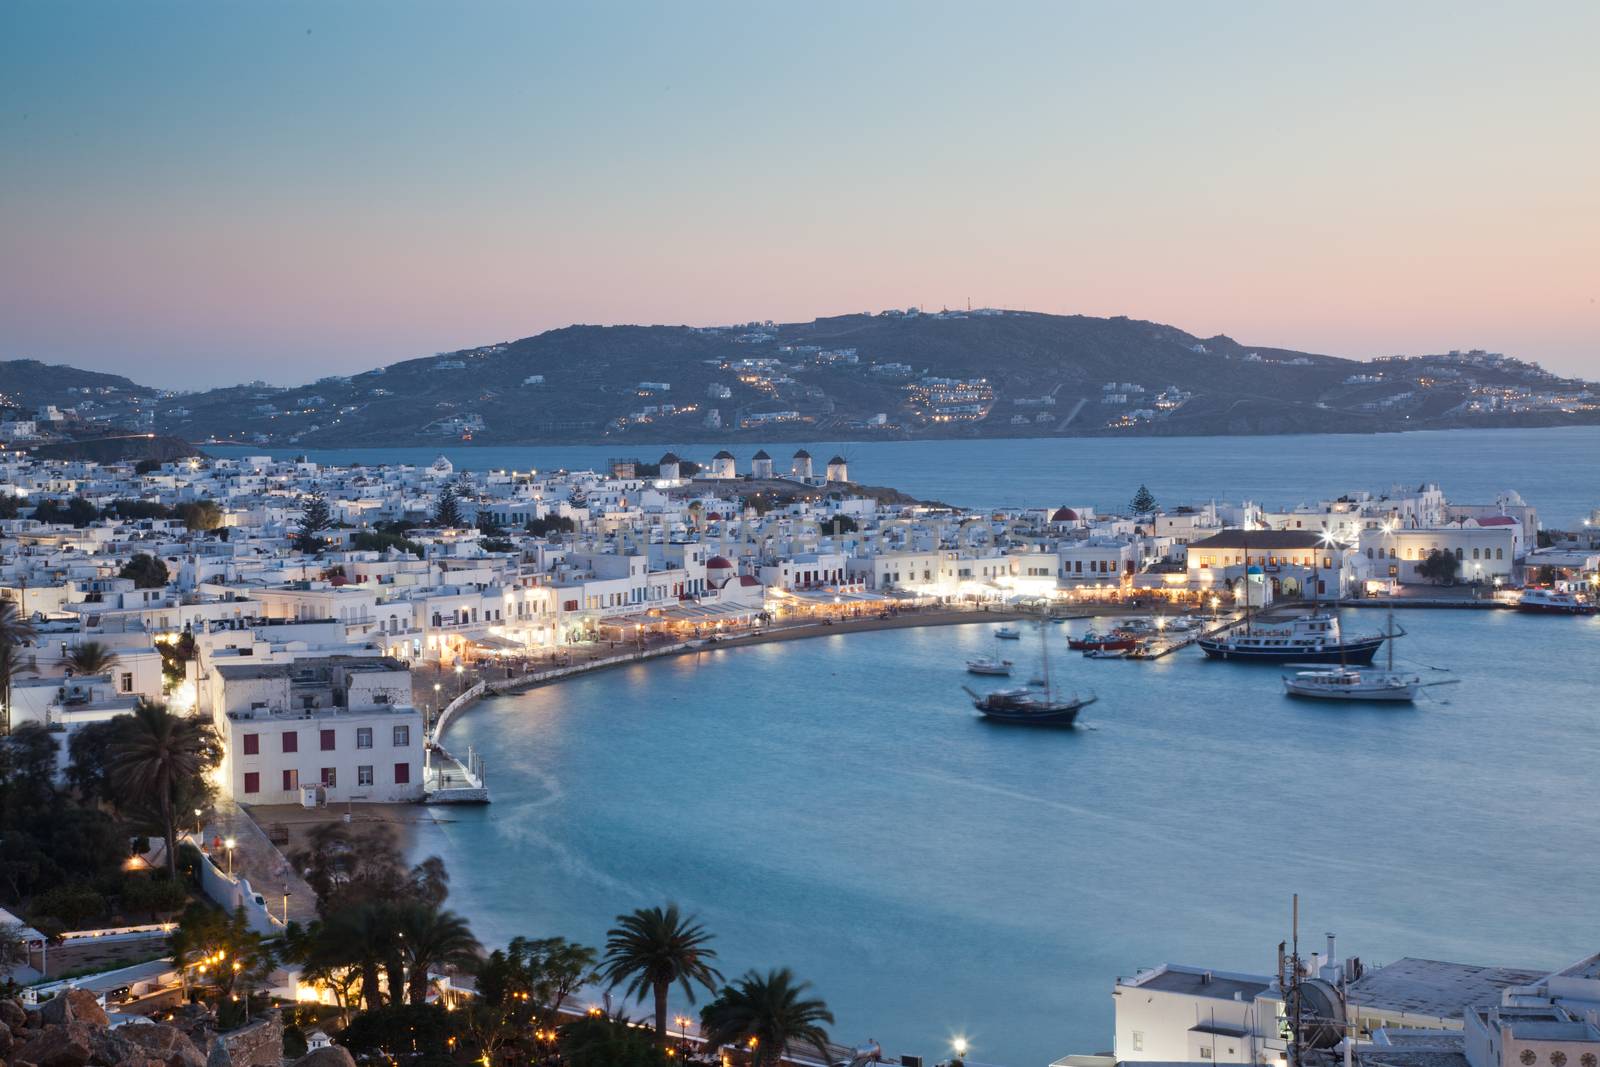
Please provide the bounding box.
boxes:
[1199,636,1384,664]
[1283,681,1417,702]
[1516,602,1598,616]
[1068,637,1136,652]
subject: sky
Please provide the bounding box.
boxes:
[2,1,1597,389]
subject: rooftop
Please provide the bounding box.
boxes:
[1125,966,1272,1003]
[1347,958,1549,1020]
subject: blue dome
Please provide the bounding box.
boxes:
[1246,564,1265,575]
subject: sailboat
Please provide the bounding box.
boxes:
[1281,612,1448,702]
[965,619,1096,726]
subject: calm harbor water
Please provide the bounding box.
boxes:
[413,610,1600,1067]
[205,424,1600,526]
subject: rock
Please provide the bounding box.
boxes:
[203,1042,230,1067]
[118,1027,206,1067]
[14,1022,92,1067]
[0,1021,13,1056]
[287,1047,355,1067]
[37,993,106,1031]
[86,1026,136,1067]
[0,1002,23,1030]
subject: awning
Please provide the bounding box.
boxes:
[469,634,525,650]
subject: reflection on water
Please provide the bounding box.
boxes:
[413,611,1600,1066]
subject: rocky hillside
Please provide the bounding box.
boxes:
[32,311,1600,446]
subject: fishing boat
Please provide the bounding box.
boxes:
[1279,613,1454,702]
[1516,588,1598,615]
[1067,629,1137,652]
[1198,613,1385,664]
[965,656,1014,676]
[994,626,1022,640]
[1084,648,1126,660]
[1283,666,1420,701]
[966,617,1096,726]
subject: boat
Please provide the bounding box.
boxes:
[966,616,1096,727]
[1198,612,1385,664]
[1084,648,1125,660]
[1283,666,1420,701]
[1067,629,1137,652]
[1516,588,1598,615]
[965,656,1014,676]
[1280,614,1435,702]
[965,685,1097,726]
[994,626,1022,640]
[1166,616,1199,633]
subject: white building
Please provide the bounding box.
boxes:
[210,656,424,805]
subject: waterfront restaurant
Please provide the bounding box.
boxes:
[596,601,763,641]
[765,583,894,621]
[1185,529,1347,600]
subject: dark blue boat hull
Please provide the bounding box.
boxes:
[1198,636,1384,664]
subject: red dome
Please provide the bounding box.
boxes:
[706,555,734,569]
[1051,507,1079,522]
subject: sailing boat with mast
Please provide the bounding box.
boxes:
[964,618,1097,726]
[1280,611,1449,702]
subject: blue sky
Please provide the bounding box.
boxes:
[2,1,1596,387]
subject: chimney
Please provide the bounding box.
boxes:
[1327,933,1337,966]
[1202,971,1213,985]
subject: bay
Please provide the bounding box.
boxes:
[411,610,1599,1067]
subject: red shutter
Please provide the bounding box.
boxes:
[394,762,411,785]
[243,733,259,755]
[282,731,298,753]
[243,772,259,794]
[320,729,336,751]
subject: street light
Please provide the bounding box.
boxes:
[952,1036,969,1062]
[223,836,236,877]
[454,662,465,697]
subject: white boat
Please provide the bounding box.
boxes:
[994,626,1022,640]
[1283,666,1421,702]
[1280,613,1449,703]
[966,657,1014,676]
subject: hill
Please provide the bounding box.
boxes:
[62,311,1600,445]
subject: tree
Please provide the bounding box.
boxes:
[297,489,333,552]
[0,599,35,733]
[104,499,175,521]
[432,486,463,528]
[821,514,857,535]
[0,921,30,981]
[1130,485,1159,518]
[1418,549,1460,585]
[308,903,394,1011]
[395,902,481,1005]
[105,701,222,877]
[290,821,449,917]
[699,968,835,1067]
[32,497,99,528]
[158,629,198,688]
[0,598,35,648]
[64,641,118,676]
[558,1015,670,1067]
[479,936,596,1022]
[524,515,574,539]
[120,553,170,589]
[177,500,224,531]
[134,459,162,475]
[599,904,722,1048]
[169,902,275,1002]
[340,1002,460,1060]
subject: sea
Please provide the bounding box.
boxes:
[203,424,1600,527]
[212,427,1600,1065]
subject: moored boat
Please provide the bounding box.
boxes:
[994,626,1022,640]
[966,656,1014,676]
[1516,588,1598,615]
[1198,613,1384,664]
[964,685,1096,727]
[1283,667,1421,702]
[1067,629,1137,652]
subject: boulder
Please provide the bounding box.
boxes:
[117,1026,205,1067]
[0,1020,13,1056]
[37,994,106,1031]
[14,1022,93,1067]
[0,1001,24,1029]
[287,1047,355,1067]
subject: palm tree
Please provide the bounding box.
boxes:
[309,903,394,1010]
[0,599,35,735]
[64,641,118,676]
[106,701,220,877]
[0,599,35,648]
[700,968,835,1067]
[598,904,722,1048]
[396,903,482,1004]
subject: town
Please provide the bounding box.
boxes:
[0,446,1596,1067]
